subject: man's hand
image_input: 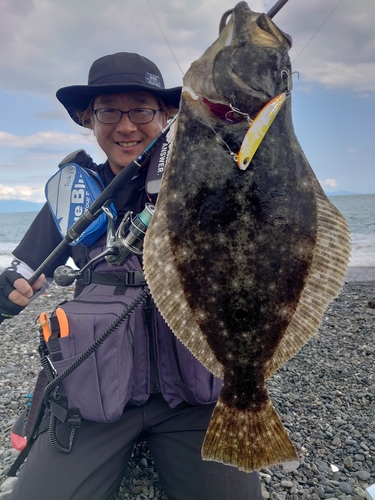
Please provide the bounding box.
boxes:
[8,274,45,306]
[0,271,45,324]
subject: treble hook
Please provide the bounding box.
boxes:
[226,104,252,124]
[281,69,293,93]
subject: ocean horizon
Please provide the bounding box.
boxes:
[0,194,375,282]
[0,191,373,216]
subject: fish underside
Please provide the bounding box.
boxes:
[143,1,351,472]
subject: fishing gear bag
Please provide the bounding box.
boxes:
[8,250,149,475]
[45,249,148,423]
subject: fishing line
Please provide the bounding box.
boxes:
[196,98,238,159]
[145,0,236,156]
[147,0,343,156]
[291,0,345,64]
[146,0,185,76]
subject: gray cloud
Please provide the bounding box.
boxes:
[0,130,95,147]
[277,0,375,92]
[0,0,374,97]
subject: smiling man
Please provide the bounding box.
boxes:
[57,52,177,174]
[1,52,262,500]
[91,92,168,174]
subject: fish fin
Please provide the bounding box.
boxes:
[265,180,351,378]
[202,396,298,472]
[143,165,224,379]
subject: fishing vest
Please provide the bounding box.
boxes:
[47,241,222,423]
[42,149,222,421]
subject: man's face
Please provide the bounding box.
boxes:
[93,91,168,175]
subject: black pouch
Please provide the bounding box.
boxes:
[8,370,49,476]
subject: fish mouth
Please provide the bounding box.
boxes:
[182,86,248,126]
[201,98,246,124]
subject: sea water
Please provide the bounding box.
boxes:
[0,211,40,269]
[329,194,375,268]
[0,194,375,276]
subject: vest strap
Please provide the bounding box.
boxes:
[76,270,146,294]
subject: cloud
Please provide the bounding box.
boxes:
[0,0,373,95]
[0,130,96,148]
[294,59,375,93]
[0,184,45,202]
[320,178,339,189]
[270,0,375,93]
[0,0,245,93]
[36,110,67,121]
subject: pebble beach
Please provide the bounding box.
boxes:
[0,269,374,499]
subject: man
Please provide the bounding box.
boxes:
[0,52,262,499]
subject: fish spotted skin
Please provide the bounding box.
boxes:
[143,1,351,472]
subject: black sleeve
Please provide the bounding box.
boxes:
[12,203,72,278]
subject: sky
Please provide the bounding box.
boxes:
[0,0,374,203]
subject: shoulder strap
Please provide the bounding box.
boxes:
[58,149,95,171]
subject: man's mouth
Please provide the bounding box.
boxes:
[117,141,140,148]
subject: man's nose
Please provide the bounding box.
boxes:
[115,113,138,132]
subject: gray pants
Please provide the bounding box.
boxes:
[11,394,262,500]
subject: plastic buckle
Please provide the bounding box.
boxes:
[80,269,92,286]
[68,408,82,429]
[124,271,146,287]
[50,392,69,423]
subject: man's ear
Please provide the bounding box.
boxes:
[161,111,169,127]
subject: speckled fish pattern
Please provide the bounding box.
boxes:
[143,1,351,473]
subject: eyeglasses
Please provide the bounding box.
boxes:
[93,108,162,125]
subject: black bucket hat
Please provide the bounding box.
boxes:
[56,52,181,126]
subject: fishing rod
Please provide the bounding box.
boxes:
[267,0,289,19]
[219,0,289,33]
[29,0,289,287]
[28,115,177,286]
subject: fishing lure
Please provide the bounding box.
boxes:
[236,92,288,170]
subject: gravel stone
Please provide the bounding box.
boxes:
[0,491,12,500]
[355,470,371,481]
[280,480,293,488]
[354,486,366,498]
[0,478,18,492]
[339,482,353,494]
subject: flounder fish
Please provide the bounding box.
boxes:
[143,1,351,472]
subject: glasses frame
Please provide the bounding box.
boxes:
[93,107,162,125]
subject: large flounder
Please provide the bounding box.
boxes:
[143,1,351,472]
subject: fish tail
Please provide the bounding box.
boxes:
[202,396,298,472]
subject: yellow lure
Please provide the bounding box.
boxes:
[236,92,288,170]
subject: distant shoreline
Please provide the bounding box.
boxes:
[327,192,375,197]
[0,200,44,214]
[1,192,375,214]
[345,266,375,282]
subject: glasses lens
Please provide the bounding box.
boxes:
[128,109,155,124]
[95,109,122,124]
[94,108,160,124]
